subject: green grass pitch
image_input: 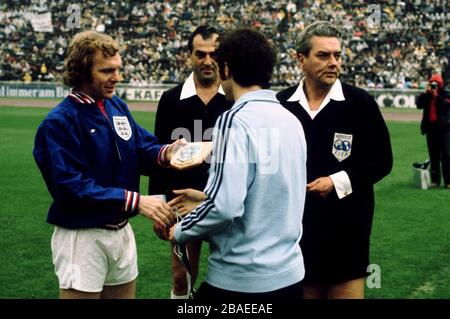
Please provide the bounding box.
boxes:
[0,106,448,299]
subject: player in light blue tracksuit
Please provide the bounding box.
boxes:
[169,28,307,300]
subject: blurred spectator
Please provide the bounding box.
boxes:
[23,72,32,82]
[0,0,448,87]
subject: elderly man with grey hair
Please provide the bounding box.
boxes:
[277,21,393,299]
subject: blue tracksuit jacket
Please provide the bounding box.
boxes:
[33,93,163,228]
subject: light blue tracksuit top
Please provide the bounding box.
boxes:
[174,90,307,293]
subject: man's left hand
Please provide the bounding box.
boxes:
[165,138,188,162]
[307,176,334,198]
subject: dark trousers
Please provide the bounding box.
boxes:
[426,124,444,185]
[194,281,303,301]
[442,131,450,185]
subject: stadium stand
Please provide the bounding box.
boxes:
[0,0,448,88]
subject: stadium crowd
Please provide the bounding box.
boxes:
[0,0,448,88]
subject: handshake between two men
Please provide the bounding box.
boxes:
[136,139,209,240]
[152,188,207,241]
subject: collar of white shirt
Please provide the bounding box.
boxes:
[179,72,225,101]
[286,77,345,119]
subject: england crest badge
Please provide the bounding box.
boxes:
[113,116,132,141]
[332,132,352,162]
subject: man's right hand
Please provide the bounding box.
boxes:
[138,195,176,227]
[168,188,206,217]
[426,84,438,97]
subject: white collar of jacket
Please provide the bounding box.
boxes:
[180,72,225,100]
[232,89,278,109]
[287,77,345,105]
[68,88,96,104]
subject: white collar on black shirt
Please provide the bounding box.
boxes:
[180,72,225,101]
[287,78,345,119]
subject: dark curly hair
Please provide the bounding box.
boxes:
[216,28,276,89]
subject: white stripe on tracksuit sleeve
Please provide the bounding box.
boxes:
[173,90,306,293]
[174,116,250,243]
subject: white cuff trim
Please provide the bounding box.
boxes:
[329,170,352,199]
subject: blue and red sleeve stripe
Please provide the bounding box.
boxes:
[124,190,140,213]
[158,145,171,167]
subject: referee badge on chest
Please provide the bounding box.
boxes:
[113,116,132,141]
[332,132,352,162]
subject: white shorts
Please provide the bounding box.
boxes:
[51,223,138,293]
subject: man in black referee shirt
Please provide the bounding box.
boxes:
[277,21,393,299]
[148,26,232,299]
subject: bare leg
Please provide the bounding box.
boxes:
[60,289,101,299]
[329,277,365,299]
[303,284,328,299]
[171,240,202,296]
[101,280,136,299]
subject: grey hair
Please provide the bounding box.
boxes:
[296,21,341,56]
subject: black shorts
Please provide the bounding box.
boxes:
[194,281,303,301]
[300,207,372,285]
